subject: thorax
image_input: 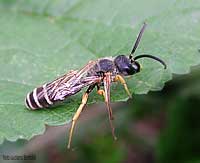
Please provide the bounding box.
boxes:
[87,57,119,76]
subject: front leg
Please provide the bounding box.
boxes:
[114,75,132,98]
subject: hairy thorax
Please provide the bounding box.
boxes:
[86,57,118,77]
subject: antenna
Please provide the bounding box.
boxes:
[134,54,167,69]
[129,22,147,60]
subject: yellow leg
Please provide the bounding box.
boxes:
[67,93,89,149]
[114,75,132,98]
[97,89,117,140]
[97,89,105,97]
[97,89,113,119]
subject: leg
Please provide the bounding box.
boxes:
[97,73,117,140]
[67,85,95,149]
[114,75,132,98]
[97,89,117,140]
[97,89,113,120]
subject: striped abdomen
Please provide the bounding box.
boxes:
[25,84,54,110]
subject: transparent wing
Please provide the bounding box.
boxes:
[45,61,100,101]
[36,70,78,102]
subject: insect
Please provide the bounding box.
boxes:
[25,23,167,149]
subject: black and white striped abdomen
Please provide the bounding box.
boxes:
[25,84,54,110]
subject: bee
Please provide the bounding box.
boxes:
[25,23,166,149]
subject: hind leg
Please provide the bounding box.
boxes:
[67,85,95,149]
[97,73,117,140]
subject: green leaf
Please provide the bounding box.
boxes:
[0,0,200,144]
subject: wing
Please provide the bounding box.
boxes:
[44,60,100,101]
[36,70,78,103]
